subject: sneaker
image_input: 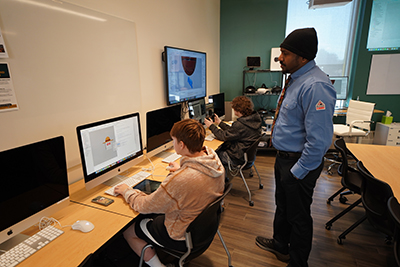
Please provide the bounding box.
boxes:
[255,236,290,262]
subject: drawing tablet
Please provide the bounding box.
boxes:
[133,179,161,194]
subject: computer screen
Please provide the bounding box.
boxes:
[146,104,182,159]
[188,98,206,124]
[208,92,225,119]
[76,112,144,190]
[0,136,69,248]
[164,46,207,105]
[330,76,348,100]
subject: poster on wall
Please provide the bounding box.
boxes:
[0,28,8,58]
[0,63,19,112]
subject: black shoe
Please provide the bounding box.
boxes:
[255,236,290,262]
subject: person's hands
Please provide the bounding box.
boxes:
[213,114,221,124]
[204,118,213,128]
[167,161,180,172]
[114,183,130,196]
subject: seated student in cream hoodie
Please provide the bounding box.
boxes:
[114,119,225,267]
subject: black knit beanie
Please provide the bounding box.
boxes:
[280,28,318,60]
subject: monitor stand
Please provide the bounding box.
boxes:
[102,174,127,187]
[0,234,30,252]
[155,150,175,160]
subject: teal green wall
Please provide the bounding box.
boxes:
[220,0,288,109]
[350,0,400,124]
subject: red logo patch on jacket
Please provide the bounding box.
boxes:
[316,100,326,111]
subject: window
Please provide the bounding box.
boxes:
[285,0,359,77]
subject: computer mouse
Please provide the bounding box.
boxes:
[71,220,95,233]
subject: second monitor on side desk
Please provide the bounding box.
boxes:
[146,104,182,159]
[208,92,225,121]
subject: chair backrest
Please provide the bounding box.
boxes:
[388,196,400,227]
[358,161,395,236]
[334,139,362,194]
[243,134,264,164]
[346,100,375,131]
[184,182,232,261]
[388,196,400,266]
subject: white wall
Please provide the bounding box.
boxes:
[0,0,220,184]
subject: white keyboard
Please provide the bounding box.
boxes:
[161,152,182,163]
[0,225,64,267]
[105,171,152,196]
[205,133,215,141]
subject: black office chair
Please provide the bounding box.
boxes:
[326,138,360,205]
[337,161,395,244]
[325,139,363,230]
[227,134,264,206]
[388,196,400,266]
[138,183,234,267]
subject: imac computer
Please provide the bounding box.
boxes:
[0,136,70,249]
[146,104,182,159]
[188,97,206,124]
[76,112,144,190]
[164,46,207,105]
[208,92,225,120]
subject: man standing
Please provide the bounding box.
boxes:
[255,28,336,267]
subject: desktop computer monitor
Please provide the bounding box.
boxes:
[208,92,225,120]
[76,112,144,190]
[330,76,348,101]
[146,104,182,159]
[188,98,206,124]
[0,136,70,249]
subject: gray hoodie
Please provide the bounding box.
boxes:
[209,111,262,163]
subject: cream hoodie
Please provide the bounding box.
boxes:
[123,146,225,240]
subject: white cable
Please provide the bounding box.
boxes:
[38,217,61,230]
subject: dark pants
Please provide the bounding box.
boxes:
[273,154,323,267]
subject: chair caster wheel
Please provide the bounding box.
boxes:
[337,237,343,245]
[259,184,263,189]
[249,201,254,206]
[339,196,348,204]
[327,199,332,204]
[325,225,331,230]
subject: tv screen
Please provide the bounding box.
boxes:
[367,0,400,51]
[76,112,144,190]
[146,104,182,158]
[164,46,206,105]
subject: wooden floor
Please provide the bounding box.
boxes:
[187,150,396,267]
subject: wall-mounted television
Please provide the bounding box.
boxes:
[164,46,207,105]
[367,0,400,51]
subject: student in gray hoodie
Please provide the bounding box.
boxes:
[204,96,262,180]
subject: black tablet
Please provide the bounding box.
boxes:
[133,179,161,194]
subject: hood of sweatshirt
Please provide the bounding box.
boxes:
[179,146,225,179]
[237,111,262,130]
